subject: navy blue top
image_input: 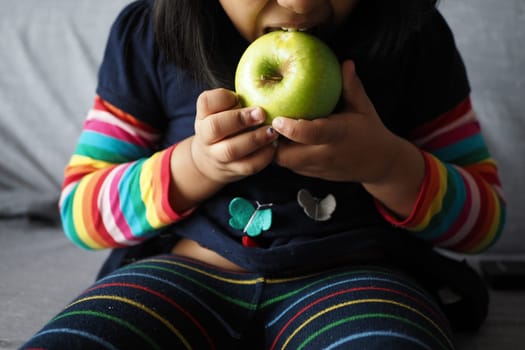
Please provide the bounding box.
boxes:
[96,1,470,273]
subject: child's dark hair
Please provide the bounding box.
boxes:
[153,0,439,89]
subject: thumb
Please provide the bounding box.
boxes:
[341,60,374,114]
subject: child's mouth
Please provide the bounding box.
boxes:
[265,27,311,33]
[263,26,328,40]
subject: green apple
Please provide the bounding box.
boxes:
[235,30,342,124]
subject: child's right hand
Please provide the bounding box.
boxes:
[190,88,279,184]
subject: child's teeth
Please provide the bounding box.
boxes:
[279,27,309,32]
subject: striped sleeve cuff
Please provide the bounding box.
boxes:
[376,151,505,253]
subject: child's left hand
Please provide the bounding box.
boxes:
[271,60,403,184]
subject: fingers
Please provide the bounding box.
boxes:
[195,89,268,144]
[191,125,278,183]
[211,126,278,163]
[273,141,318,170]
[196,88,239,120]
[271,115,346,145]
[198,107,267,144]
[191,88,278,182]
[341,60,375,114]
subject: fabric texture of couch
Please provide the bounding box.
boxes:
[1,0,524,348]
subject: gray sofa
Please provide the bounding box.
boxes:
[1,0,524,349]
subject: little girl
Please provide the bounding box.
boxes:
[23,0,505,349]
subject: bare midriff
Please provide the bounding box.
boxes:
[171,238,248,272]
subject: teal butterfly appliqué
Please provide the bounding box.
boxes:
[228,197,273,237]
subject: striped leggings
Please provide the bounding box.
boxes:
[22,254,456,350]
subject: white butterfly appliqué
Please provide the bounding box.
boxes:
[297,189,336,221]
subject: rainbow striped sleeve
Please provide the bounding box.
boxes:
[377,97,506,253]
[59,96,188,249]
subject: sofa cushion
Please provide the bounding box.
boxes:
[440,0,525,254]
[0,0,130,219]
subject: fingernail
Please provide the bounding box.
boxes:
[272,117,284,129]
[250,108,265,123]
[266,127,277,137]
